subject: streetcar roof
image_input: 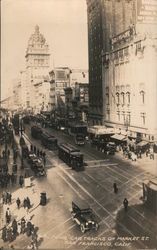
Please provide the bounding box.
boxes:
[59,143,80,153]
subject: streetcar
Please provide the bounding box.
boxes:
[58,143,84,170]
[68,123,87,136]
[31,125,43,139]
[75,133,85,146]
[40,132,58,150]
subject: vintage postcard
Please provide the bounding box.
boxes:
[0,0,157,249]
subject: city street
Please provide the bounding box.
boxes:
[1,1,157,249]
[1,124,156,249]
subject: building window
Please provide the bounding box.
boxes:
[119,49,123,58]
[114,51,118,60]
[121,92,125,105]
[136,41,141,51]
[106,110,110,120]
[116,92,120,105]
[106,93,109,105]
[140,90,145,104]
[141,113,146,125]
[124,47,129,56]
[126,92,130,104]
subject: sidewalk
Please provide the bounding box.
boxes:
[0,180,40,249]
[115,149,157,176]
[0,180,40,229]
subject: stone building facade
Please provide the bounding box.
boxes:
[87,0,157,141]
[25,25,50,112]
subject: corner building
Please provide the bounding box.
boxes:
[87,0,157,141]
[25,25,50,112]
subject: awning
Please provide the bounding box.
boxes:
[137,141,149,147]
[111,134,126,141]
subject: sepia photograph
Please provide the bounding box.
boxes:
[0,0,157,249]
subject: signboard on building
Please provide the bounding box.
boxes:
[137,0,157,25]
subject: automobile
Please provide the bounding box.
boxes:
[106,142,116,155]
[27,153,46,176]
[71,201,99,233]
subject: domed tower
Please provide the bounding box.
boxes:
[26,25,50,76]
[25,25,50,110]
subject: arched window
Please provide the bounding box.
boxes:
[116,92,120,105]
[121,92,125,105]
[126,92,130,104]
[140,90,145,104]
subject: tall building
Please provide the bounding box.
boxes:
[87,0,157,141]
[49,67,71,115]
[86,0,137,125]
[25,25,50,112]
[86,0,104,125]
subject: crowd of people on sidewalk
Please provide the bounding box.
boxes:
[2,215,38,249]
[1,192,38,249]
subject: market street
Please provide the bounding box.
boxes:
[1,124,156,249]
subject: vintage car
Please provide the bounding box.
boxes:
[27,153,46,177]
[71,201,99,233]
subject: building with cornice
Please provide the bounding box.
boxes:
[87,0,157,142]
[25,25,50,113]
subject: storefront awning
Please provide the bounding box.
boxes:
[111,134,126,141]
[137,141,149,147]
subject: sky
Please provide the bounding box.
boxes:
[1,0,88,100]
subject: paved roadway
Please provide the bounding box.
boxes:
[1,124,157,249]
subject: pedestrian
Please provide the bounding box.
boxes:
[19,175,24,188]
[34,146,36,154]
[123,198,128,212]
[8,192,12,204]
[37,149,39,157]
[16,198,21,209]
[6,207,11,224]
[30,144,33,152]
[113,182,118,194]
[32,230,38,249]
[43,157,46,167]
[42,151,46,159]
[12,219,18,237]
[2,150,5,159]
[26,197,31,209]
[7,149,10,158]
[2,226,7,242]
[139,149,142,159]
[7,227,13,242]
[24,198,27,209]
[26,221,33,237]
[6,192,10,204]
[20,218,26,234]
[2,191,7,204]
[40,150,42,158]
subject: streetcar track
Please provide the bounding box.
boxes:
[23,125,152,249]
